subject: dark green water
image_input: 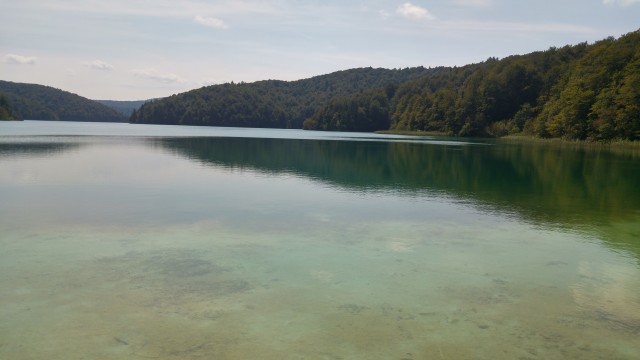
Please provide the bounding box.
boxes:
[1,121,639,359]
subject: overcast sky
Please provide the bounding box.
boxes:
[1,0,639,100]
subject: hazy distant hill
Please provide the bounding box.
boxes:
[0,81,126,122]
[96,99,154,117]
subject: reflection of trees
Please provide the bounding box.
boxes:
[159,137,640,258]
[0,142,80,157]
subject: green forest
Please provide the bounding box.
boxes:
[0,94,14,120]
[385,30,640,140]
[132,30,640,141]
[3,30,638,140]
[0,81,125,122]
[130,67,436,129]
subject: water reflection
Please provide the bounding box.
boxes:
[0,139,80,157]
[1,134,638,259]
[1,131,639,359]
[158,136,640,256]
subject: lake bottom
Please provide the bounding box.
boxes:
[2,217,638,360]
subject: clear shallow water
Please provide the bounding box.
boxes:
[1,121,639,359]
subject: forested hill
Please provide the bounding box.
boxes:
[131,30,639,141]
[0,94,14,120]
[308,30,640,140]
[129,67,439,128]
[0,81,126,122]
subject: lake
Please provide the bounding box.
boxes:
[1,120,639,359]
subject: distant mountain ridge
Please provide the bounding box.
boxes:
[95,99,154,117]
[0,81,126,122]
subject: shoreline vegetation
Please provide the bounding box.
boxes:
[374,129,451,137]
[500,133,640,146]
[499,134,640,156]
[377,129,640,150]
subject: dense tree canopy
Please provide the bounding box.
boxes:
[312,30,639,141]
[0,93,13,120]
[388,43,590,137]
[302,88,391,132]
[130,67,437,128]
[0,81,126,122]
[129,30,640,141]
[534,33,640,140]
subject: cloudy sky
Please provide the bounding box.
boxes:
[1,0,639,100]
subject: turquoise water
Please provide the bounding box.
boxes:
[1,121,639,359]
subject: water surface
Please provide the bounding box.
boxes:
[1,121,639,359]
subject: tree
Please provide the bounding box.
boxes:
[0,93,14,120]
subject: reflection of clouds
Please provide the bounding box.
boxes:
[571,261,640,330]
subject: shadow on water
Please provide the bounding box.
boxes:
[158,136,640,259]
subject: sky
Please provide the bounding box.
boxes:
[1,0,639,100]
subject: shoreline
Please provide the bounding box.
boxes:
[500,134,640,150]
[377,129,640,149]
[374,129,451,137]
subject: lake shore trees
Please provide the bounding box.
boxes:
[130,30,640,141]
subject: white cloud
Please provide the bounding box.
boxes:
[396,3,434,20]
[87,60,114,71]
[132,68,184,83]
[4,53,37,65]
[194,15,229,29]
[603,0,640,6]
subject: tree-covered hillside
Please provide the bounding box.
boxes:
[302,87,393,132]
[0,93,14,120]
[130,67,440,128]
[2,31,638,140]
[311,30,640,141]
[383,43,588,136]
[533,32,640,140]
[0,81,126,122]
[131,30,639,141]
